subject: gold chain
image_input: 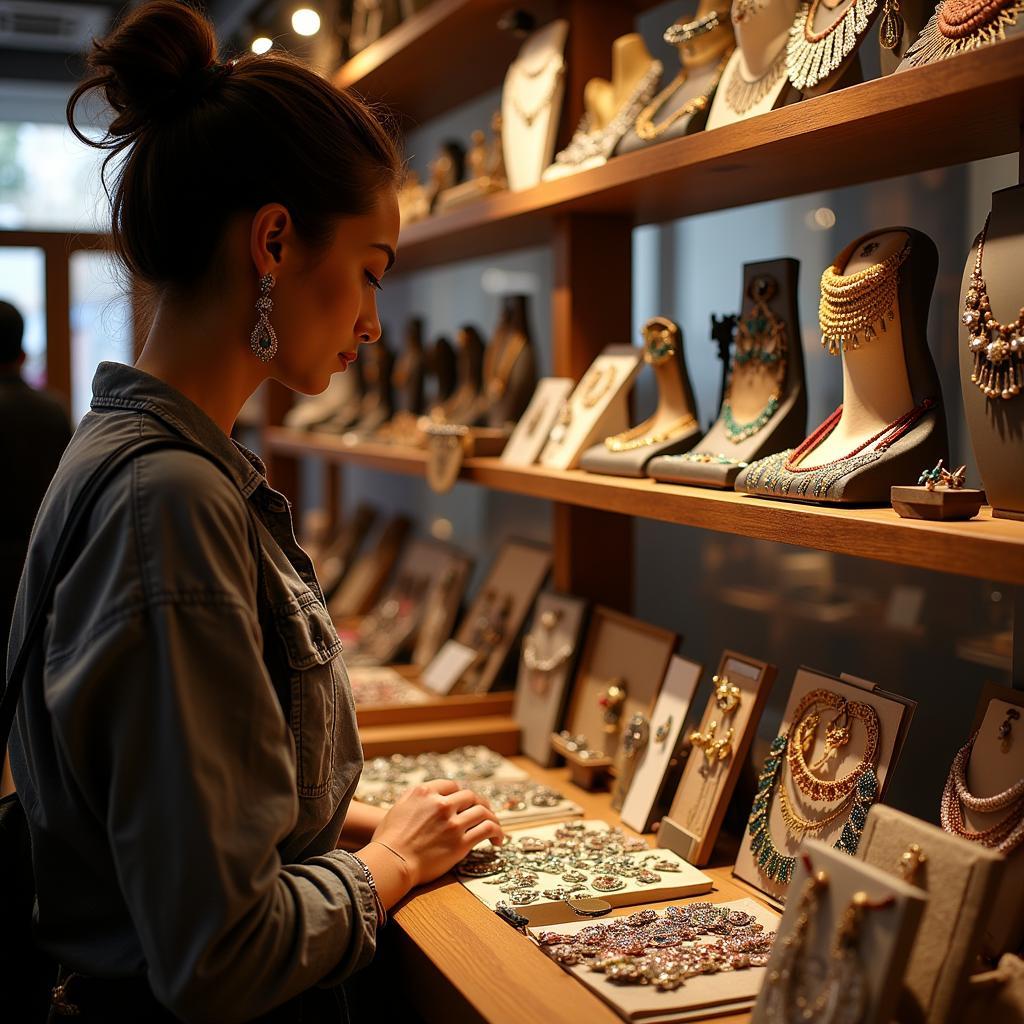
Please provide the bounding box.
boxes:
[604,413,696,453]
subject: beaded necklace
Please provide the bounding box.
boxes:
[902,0,1024,67]
[786,0,880,91]
[723,44,787,115]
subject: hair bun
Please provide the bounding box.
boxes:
[79,0,219,137]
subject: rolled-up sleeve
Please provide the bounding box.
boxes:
[42,452,376,1022]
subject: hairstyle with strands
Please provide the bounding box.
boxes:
[68,0,402,295]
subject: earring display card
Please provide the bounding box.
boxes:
[733,667,915,904]
[752,839,926,1024]
[451,539,552,695]
[457,819,713,927]
[530,898,780,1020]
[562,607,677,776]
[857,804,1006,1024]
[660,651,777,866]
[619,655,702,834]
[956,690,1024,957]
[501,378,575,466]
[513,593,588,767]
[539,347,644,471]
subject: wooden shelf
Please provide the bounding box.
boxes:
[392,37,1024,272]
[383,756,762,1024]
[265,427,1024,585]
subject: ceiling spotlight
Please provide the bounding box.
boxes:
[291,7,321,35]
[251,35,273,54]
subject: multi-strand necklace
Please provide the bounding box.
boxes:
[939,734,1024,854]
[902,0,1024,67]
[748,689,880,886]
[962,214,1023,400]
[818,239,911,354]
[786,0,880,91]
[724,44,788,115]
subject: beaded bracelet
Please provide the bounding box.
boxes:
[350,854,387,928]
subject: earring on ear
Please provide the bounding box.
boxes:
[250,273,278,362]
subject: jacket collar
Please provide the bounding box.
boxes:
[90,361,264,498]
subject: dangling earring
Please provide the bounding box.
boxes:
[250,273,278,362]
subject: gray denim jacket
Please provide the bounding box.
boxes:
[8,362,376,1023]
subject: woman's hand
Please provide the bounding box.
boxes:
[369,778,504,888]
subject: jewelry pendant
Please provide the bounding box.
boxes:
[250,273,278,362]
[879,0,903,51]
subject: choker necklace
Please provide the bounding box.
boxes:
[786,0,880,91]
[962,214,1023,400]
[724,44,788,115]
[635,49,734,141]
[742,398,936,500]
[723,275,787,442]
[819,238,911,354]
[903,0,1024,67]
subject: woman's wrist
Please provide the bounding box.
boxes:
[355,841,415,908]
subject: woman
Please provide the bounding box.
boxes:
[6,2,503,1021]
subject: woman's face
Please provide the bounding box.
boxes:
[273,186,400,395]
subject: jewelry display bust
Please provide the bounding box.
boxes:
[542,33,662,181]
[501,19,569,191]
[738,228,948,505]
[431,325,484,425]
[707,0,799,130]
[619,0,736,154]
[958,184,1024,519]
[650,258,807,489]
[898,0,1024,71]
[580,317,702,478]
[477,294,537,429]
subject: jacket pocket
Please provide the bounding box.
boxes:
[271,595,343,799]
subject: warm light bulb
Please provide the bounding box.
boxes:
[291,8,321,35]
[251,35,273,54]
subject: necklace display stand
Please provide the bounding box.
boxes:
[738,228,948,505]
[650,259,807,489]
[959,185,1024,520]
[707,0,798,129]
[784,0,880,100]
[283,367,359,431]
[502,19,569,191]
[580,317,702,478]
[344,338,394,439]
[432,325,484,425]
[619,1,735,154]
[479,293,537,428]
[538,345,644,471]
[375,318,425,445]
[428,335,457,411]
[542,33,661,181]
[501,377,575,466]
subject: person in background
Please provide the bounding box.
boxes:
[0,299,72,673]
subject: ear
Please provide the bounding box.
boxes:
[250,203,292,278]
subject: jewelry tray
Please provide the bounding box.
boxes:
[458,819,713,927]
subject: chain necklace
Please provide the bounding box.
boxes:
[523,609,575,695]
[786,0,880,91]
[723,275,787,442]
[819,238,911,354]
[724,43,787,115]
[508,55,566,127]
[634,49,734,141]
[939,734,1024,853]
[742,397,935,500]
[604,412,697,452]
[903,0,1024,67]
[962,214,1024,400]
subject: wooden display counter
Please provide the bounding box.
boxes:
[373,756,769,1024]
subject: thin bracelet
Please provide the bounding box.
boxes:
[372,840,407,865]
[350,854,387,928]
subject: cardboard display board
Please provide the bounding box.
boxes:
[451,539,552,694]
[753,839,927,1024]
[734,667,915,904]
[513,593,588,767]
[660,651,776,866]
[562,607,678,774]
[857,804,1006,1024]
[619,655,701,834]
[532,898,780,1021]
[410,551,474,666]
[502,378,575,466]
[539,347,643,470]
[459,819,713,927]
[328,514,411,619]
[958,688,1024,956]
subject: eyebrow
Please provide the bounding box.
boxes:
[371,243,395,273]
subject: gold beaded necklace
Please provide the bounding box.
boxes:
[818,239,910,355]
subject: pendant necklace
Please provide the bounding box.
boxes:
[962,213,1024,400]
[634,49,734,141]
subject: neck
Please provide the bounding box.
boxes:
[734,0,799,76]
[135,294,265,435]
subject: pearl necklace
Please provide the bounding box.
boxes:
[962,214,1024,400]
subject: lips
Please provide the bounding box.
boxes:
[338,350,359,367]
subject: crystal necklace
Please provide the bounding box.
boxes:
[786,0,880,92]
[724,44,787,115]
[962,214,1023,400]
[902,0,1024,67]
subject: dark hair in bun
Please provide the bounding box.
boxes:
[68,0,401,292]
